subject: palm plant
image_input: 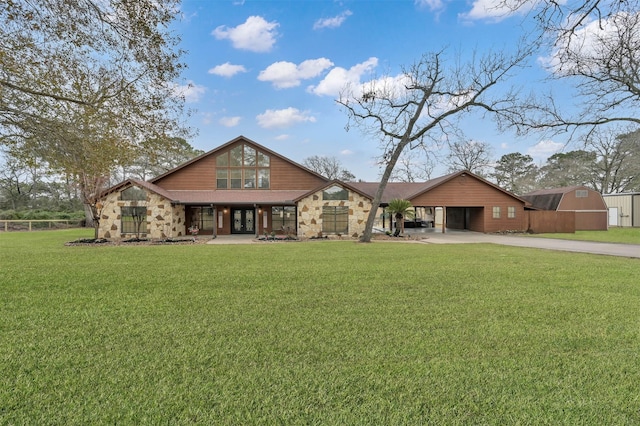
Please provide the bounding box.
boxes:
[386,198,415,236]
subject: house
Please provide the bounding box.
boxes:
[603,192,640,227]
[521,186,608,231]
[97,136,530,240]
[350,172,529,234]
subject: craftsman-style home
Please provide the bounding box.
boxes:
[97,136,529,240]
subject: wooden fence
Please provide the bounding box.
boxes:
[525,210,575,234]
[1,219,85,232]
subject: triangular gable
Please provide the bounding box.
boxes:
[99,178,176,202]
[405,170,529,204]
[293,179,373,202]
[349,170,528,205]
[150,135,328,184]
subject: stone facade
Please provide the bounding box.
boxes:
[97,185,186,240]
[297,186,372,239]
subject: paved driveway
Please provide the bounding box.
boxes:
[419,230,640,259]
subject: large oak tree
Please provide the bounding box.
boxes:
[1,0,190,231]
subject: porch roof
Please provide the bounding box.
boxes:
[166,189,307,205]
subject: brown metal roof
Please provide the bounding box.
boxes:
[347,170,527,205]
[166,190,306,205]
[521,186,590,211]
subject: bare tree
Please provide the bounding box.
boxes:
[445,140,493,176]
[338,47,531,242]
[498,1,640,135]
[388,150,436,182]
[302,155,356,181]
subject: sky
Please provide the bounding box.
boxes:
[172,0,572,181]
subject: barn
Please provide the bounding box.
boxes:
[521,186,608,231]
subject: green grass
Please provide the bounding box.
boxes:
[532,227,640,244]
[2,229,640,424]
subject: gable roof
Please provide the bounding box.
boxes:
[292,180,375,202]
[150,135,328,184]
[350,170,528,205]
[521,186,594,211]
[99,178,176,201]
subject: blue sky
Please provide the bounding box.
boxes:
[173,0,570,181]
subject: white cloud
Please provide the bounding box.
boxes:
[219,116,241,127]
[527,139,564,160]
[538,13,627,75]
[256,107,316,129]
[313,10,353,30]
[171,81,206,103]
[258,58,334,89]
[212,16,279,52]
[275,134,290,140]
[415,0,445,12]
[208,62,247,77]
[459,0,532,23]
[309,57,379,97]
[340,149,354,155]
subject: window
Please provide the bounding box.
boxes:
[492,206,501,219]
[323,185,348,200]
[272,206,296,232]
[121,206,146,234]
[258,169,270,189]
[244,169,256,188]
[216,169,228,189]
[216,144,271,189]
[576,190,588,198]
[230,169,242,189]
[121,186,146,201]
[508,206,516,218]
[323,206,348,234]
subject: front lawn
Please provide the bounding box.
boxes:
[532,227,640,244]
[1,230,639,424]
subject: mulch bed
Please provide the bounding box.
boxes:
[65,237,206,246]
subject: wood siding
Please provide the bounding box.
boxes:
[557,188,608,211]
[269,155,326,190]
[575,212,608,231]
[153,140,326,191]
[410,174,527,233]
[526,211,575,233]
[154,154,216,190]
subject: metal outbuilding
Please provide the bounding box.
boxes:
[602,193,640,227]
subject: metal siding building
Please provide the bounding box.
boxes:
[603,193,640,227]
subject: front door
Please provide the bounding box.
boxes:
[232,208,255,234]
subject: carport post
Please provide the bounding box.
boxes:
[442,206,446,233]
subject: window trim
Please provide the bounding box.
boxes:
[121,206,147,235]
[492,206,501,219]
[322,205,349,235]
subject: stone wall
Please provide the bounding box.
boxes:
[297,187,371,239]
[97,186,186,240]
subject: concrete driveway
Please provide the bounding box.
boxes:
[418,230,640,259]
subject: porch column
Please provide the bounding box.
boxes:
[442,206,446,233]
[254,205,260,238]
[212,206,217,238]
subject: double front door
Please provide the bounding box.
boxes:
[232,208,255,234]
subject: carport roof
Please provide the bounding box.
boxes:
[349,171,527,205]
